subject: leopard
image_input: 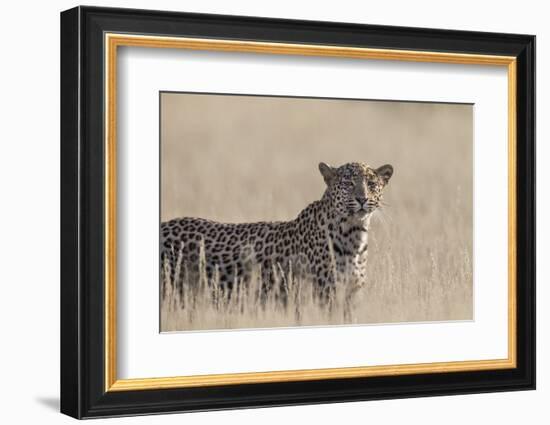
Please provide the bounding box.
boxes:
[160,162,393,314]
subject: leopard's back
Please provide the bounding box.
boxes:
[160,217,304,294]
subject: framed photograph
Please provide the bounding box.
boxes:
[60,6,535,419]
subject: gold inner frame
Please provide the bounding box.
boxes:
[104,33,517,392]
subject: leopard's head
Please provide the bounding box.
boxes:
[319,162,393,220]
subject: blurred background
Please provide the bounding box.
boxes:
[161,92,473,324]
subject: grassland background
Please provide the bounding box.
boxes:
[160,92,473,331]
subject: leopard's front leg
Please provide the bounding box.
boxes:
[343,250,369,323]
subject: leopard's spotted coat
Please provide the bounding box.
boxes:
[161,162,393,307]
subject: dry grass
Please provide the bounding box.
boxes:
[160,247,359,331]
[160,93,473,332]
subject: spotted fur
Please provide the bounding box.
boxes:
[161,162,393,308]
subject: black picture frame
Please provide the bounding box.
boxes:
[60,5,535,419]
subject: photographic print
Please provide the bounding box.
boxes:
[61,8,535,417]
[160,93,473,332]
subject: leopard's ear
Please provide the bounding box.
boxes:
[376,164,393,184]
[318,162,336,185]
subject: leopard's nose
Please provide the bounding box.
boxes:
[355,197,367,205]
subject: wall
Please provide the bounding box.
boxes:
[0,0,545,423]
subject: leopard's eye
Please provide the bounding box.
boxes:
[368,181,377,190]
